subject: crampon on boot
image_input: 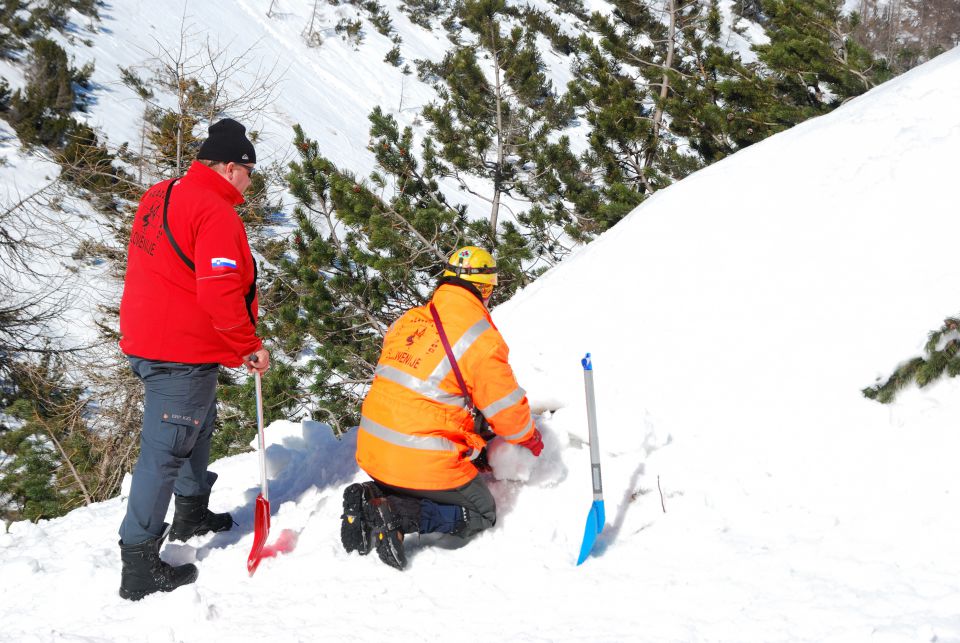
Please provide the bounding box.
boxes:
[340,482,382,555]
[168,492,233,542]
[119,528,198,601]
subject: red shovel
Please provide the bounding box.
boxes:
[246,369,271,576]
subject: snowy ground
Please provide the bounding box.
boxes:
[3,17,960,643]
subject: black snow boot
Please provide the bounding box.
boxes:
[340,481,383,555]
[365,495,421,571]
[119,530,198,601]
[169,492,233,542]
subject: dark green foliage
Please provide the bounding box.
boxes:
[732,0,766,23]
[59,122,133,203]
[755,0,889,115]
[144,82,210,170]
[579,1,742,203]
[269,119,473,431]
[364,0,394,36]
[520,9,578,56]
[0,78,10,112]
[385,45,402,66]
[119,65,153,100]
[0,358,95,523]
[420,0,594,263]
[566,0,889,234]
[4,38,92,148]
[0,1,32,52]
[336,18,364,45]
[400,0,451,29]
[546,0,589,21]
[0,0,100,59]
[212,361,301,459]
[863,318,960,404]
[0,416,67,523]
[570,37,662,200]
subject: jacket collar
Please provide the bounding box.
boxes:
[184,161,245,206]
[433,282,493,323]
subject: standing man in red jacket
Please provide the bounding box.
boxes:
[117,119,269,601]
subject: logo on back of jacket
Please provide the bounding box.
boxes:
[406,327,426,347]
[130,187,166,257]
[385,323,430,369]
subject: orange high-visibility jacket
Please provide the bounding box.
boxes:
[356,283,535,490]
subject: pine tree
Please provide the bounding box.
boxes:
[422,4,547,240]
[653,1,769,161]
[0,357,96,522]
[420,0,595,268]
[578,1,756,199]
[567,39,651,230]
[571,0,713,227]
[271,118,471,432]
[754,0,888,117]
[4,38,93,148]
[215,165,300,458]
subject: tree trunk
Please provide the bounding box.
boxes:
[41,421,92,507]
[176,63,185,174]
[642,0,676,187]
[489,21,505,243]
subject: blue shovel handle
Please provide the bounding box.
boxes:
[577,352,604,565]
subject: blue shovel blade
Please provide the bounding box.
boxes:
[576,499,605,565]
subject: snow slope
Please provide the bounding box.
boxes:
[2,30,960,643]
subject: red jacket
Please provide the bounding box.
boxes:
[119,161,261,367]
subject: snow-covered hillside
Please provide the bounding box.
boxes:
[1,0,605,350]
[2,26,959,643]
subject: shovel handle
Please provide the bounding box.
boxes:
[253,366,268,502]
[582,353,602,501]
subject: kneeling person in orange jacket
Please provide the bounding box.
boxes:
[342,246,543,570]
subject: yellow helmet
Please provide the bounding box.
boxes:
[443,246,497,298]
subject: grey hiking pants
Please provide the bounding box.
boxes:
[376,476,497,539]
[119,358,219,545]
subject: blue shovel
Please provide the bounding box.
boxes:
[577,353,605,565]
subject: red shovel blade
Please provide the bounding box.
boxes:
[246,493,271,576]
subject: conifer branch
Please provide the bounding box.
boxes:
[864,316,960,403]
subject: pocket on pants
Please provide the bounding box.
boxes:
[160,403,205,458]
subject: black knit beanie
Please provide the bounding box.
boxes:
[197,118,256,164]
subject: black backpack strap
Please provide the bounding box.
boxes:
[162,179,195,272]
[244,259,258,327]
[162,177,257,326]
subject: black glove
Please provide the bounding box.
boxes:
[473,447,492,473]
[473,411,495,442]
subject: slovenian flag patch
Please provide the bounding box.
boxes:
[211,257,238,271]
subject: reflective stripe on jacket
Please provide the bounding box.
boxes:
[356,283,535,490]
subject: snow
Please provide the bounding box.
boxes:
[3,4,960,643]
[71,0,454,186]
[718,0,768,62]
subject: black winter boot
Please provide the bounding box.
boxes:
[340,482,383,555]
[365,497,407,570]
[119,530,198,601]
[169,492,233,542]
